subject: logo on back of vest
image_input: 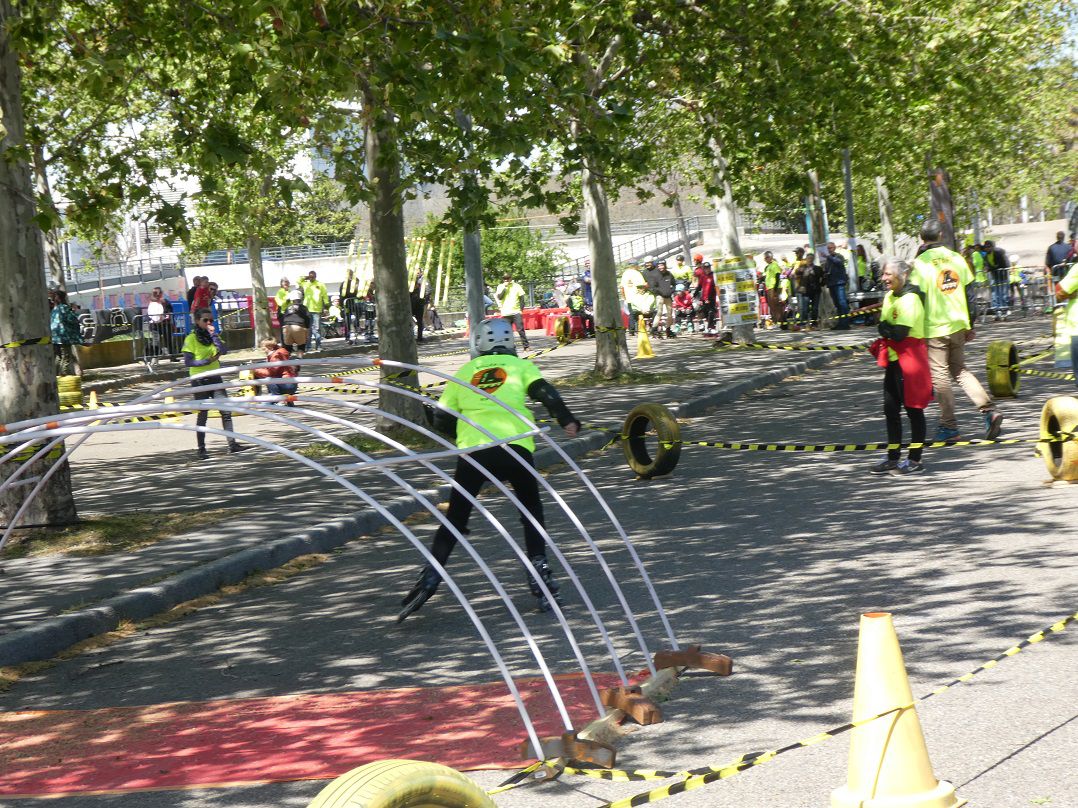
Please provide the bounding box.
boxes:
[936,269,960,294]
[471,367,508,392]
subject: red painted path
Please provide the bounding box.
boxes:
[0,673,621,798]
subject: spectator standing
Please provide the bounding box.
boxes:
[48,289,83,376]
[855,244,871,290]
[146,287,174,358]
[494,271,530,350]
[619,262,649,336]
[693,259,718,333]
[671,254,694,288]
[869,259,932,476]
[983,239,1010,319]
[645,259,677,337]
[398,317,580,622]
[911,220,1003,441]
[252,339,298,405]
[411,279,431,342]
[300,270,330,351]
[762,251,783,329]
[191,276,212,314]
[823,242,851,330]
[181,307,248,460]
[1045,230,1074,282]
[280,289,311,354]
[1053,259,1078,386]
[186,276,202,310]
[362,284,377,342]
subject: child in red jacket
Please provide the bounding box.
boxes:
[253,339,298,405]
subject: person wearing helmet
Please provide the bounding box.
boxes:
[280,288,311,355]
[398,317,581,622]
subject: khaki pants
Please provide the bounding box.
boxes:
[652,297,674,331]
[927,332,992,430]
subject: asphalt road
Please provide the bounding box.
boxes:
[2,320,1075,808]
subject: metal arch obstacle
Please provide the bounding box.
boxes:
[0,355,690,766]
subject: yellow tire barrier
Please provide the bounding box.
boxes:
[306,760,496,808]
[554,315,572,345]
[622,402,681,479]
[1038,395,1078,481]
[985,340,1019,398]
[57,375,83,409]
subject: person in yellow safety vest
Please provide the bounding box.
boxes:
[855,244,871,290]
[910,220,1003,442]
[181,307,250,460]
[494,271,530,350]
[778,267,792,330]
[398,317,581,622]
[762,251,784,329]
[620,262,652,335]
[299,270,330,351]
[671,254,694,286]
[1054,261,1078,386]
[274,277,292,340]
[1008,257,1025,313]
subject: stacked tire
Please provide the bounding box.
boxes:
[622,402,682,479]
[57,375,83,409]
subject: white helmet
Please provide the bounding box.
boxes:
[473,317,516,355]
[289,289,302,303]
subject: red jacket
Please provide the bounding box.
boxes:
[870,337,933,409]
[694,267,716,302]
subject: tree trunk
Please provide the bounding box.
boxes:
[707,133,754,343]
[708,137,744,261]
[32,143,66,293]
[670,181,694,264]
[876,176,895,255]
[365,110,424,429]
[246,234,274,344]
[0,0,77,527]
[581,158,632,378]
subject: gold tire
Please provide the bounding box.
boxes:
[1039,396,1078,481]
[985,340,1019,398]
[554,315,571,345]
[306,760,496,808]
[622,402,681,479]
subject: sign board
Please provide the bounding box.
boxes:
[717,259,759,326]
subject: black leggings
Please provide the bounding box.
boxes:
[192,374,235,450]
[430,445,546,566]
[884,362,926,461]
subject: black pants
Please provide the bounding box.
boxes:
[430,445,546,566]
[192,374,235,450]
[884,362,926,461]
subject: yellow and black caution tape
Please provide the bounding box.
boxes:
[497,610,1077,804]
[659,434,1070,452]
[1,336,51,349]
[922,610,1077,698]
[1015,367,1074,381]
[716,341,869,353]
[2,445,65,463]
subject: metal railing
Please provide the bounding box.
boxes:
[560,218,704,279]
[198,241,356,264]
[62,257,183,293]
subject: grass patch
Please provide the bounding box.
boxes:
[299,430,444,459]
[556,369,707,389]
[0,553,327,692]
[1,508,244,560]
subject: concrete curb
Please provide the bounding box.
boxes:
[0,349,849,667]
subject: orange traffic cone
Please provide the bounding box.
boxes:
[831,612,965,808]
[635,316,655,360]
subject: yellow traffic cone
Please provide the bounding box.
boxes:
[88,390,98,410]
[832,612,965,808]
[635,316,655,360]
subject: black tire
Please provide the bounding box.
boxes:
[306,760,496,808]
[985,340,1019,398]
[622,402,681,479]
